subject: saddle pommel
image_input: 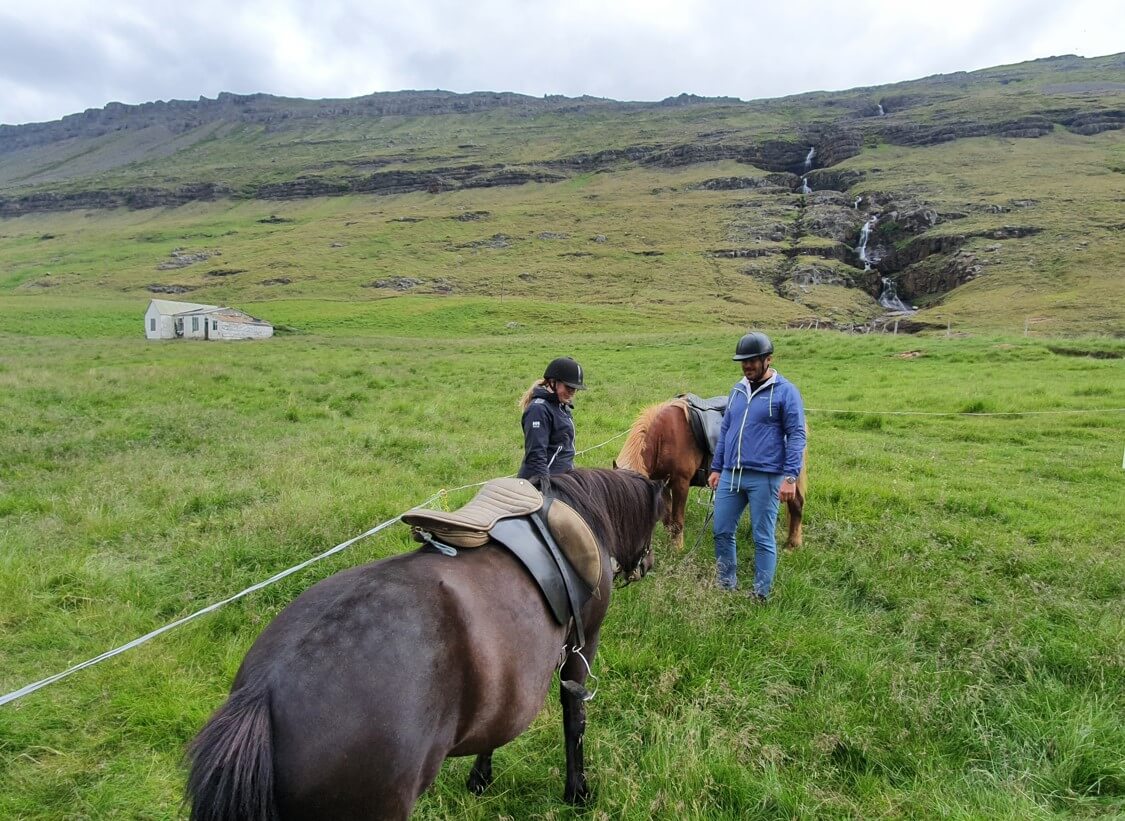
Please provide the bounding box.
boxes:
[402,478,543,548]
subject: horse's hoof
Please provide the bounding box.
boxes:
[467,771,492,795]
[564,782,592,805]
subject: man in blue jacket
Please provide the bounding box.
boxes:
[707,332,806,600]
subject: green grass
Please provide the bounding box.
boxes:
[1,306,1122,818]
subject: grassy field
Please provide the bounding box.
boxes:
[1,300,1122,818]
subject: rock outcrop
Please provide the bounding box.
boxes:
[877,116,1054,146]
[0,183,231,217]
[1058,109,1125,135]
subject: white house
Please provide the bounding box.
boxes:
[144,299,274,341]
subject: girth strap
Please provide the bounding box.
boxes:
[530,498,589,648]
[490,516,592,635]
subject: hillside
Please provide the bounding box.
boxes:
[1,53,1123,335]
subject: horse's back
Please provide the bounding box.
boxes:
[236,548,563,814]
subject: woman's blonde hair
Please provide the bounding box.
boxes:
[518,378,548,411]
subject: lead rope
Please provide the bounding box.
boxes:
[689,488,716,553]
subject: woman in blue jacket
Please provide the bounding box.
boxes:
[517,357,586,486]
[707,332,806,600]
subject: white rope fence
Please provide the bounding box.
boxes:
[807,407,1125,417]
[1,407,1117,706]
[0,432,632,708]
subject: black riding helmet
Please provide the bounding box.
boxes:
[543,356,586,390]
[732,332,774,361]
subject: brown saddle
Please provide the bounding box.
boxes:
[400,478,603,589]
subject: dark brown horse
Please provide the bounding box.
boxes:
[186,468,665,821]
[615,399,808,550]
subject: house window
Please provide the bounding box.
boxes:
[212,319,218,330]
[150,318,156,332]
[192,317,199,332]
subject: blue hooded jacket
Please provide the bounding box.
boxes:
[710,371,806,477]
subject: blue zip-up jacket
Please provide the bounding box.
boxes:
[710,371,806,477]
[517,386,576,479]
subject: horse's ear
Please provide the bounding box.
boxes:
[612,459,619,470]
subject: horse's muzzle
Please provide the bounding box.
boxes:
[627,547,655,582]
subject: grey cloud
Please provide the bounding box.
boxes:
[0,0,1120,125]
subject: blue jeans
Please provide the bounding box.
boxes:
[713,469,782,595]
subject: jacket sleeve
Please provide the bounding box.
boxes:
[781,384,807,477]
[521,402,553,477]
[710,388,737,473]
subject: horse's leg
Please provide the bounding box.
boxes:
[667,474,691,551]
[466,751,493,795]
[785,457,808,550]
[559,637,599,805]
[785,493,804,549]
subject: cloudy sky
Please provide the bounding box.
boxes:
[1,0,1121,125]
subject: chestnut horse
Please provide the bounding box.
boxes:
[615,399,807,550]
[186,468,664,821]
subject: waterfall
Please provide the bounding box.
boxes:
[856,215,877,271]
[804,147,816,172]
[799,176,812,194]
[854,196,862,209]
[878,277,913,312]
[877,103,885,116]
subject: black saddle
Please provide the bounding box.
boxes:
[401,480,595,646]
[490,511,592,637]
[678,393,728,485]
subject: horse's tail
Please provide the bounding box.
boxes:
[785,423,810,548]
[797,422,810,500]
[186,679,278,821]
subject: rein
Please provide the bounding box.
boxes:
[689,489,716,552]
[613,540,653,587]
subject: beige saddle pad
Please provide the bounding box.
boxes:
[401,477,603,588]
[401,478,543,547]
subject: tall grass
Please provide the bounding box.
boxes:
[0,304,1121,818]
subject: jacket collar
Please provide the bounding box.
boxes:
[532,384,572,409]
[738,370,778,398]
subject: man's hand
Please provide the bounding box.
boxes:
[707,471,721,490]
[779,479,797,502]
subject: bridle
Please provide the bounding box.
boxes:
[613,539,654,587]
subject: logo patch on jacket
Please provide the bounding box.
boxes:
[532,421,541,429]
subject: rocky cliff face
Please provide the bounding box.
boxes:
[2,54,1123,328]
[0,90,723,154]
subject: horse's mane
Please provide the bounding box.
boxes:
[615,399,689,476]
[546,468,662,568]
